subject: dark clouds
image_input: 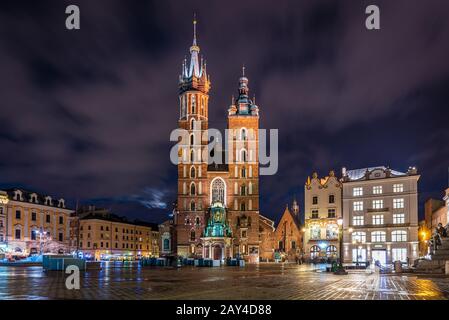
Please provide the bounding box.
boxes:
[0,0,448,223]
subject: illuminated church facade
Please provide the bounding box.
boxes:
[173,19,274,262]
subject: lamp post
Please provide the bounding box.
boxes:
[334,218,348,275]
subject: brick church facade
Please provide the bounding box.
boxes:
[172,19,274,263]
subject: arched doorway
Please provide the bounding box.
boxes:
[213,244,222,260]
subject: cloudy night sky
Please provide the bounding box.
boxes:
[0,0,448,224]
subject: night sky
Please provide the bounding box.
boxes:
[0,0,448,224]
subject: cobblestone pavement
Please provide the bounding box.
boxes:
[0,263,448,300]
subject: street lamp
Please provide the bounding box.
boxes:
[334,218,347,275]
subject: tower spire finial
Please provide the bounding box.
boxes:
[193,13,197,45]
[242,64,245,77]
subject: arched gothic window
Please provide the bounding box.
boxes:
[190,166,196,178]
[191,95,196,114]
[190,134,195,146]
[190,201,196,211]
[190,149,195,163]
[240,202,246,211]
[240,184,246,196]
[240,149,247,162]
[190,229,195,241]
[190,183,196,195]
[241,128,247,141]
[211,178,225,204]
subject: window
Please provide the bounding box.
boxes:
[241,167,246,178]
[87,242,90,247]
[59,233,63,242]
[372,200,383,209]
[190,134,194,146]
[393,184,404,193]
[195,217,200,225]
[373,186,383,194]
[312,196,318,205]
[59,216,63,224]
[190,166,196,178]
[240,149,247,162]
[328,209,336,218]
[310,245,320,259]
[371,231,386,243]
[329,195,335,204]
[240,185,246,196]
[211,178,225,204]
[353,216,364,226]
[15,210,21,219]
[31,212,37,221]
[163,238,170,251]
[241,230,247,238]
[326,224,338,240]
[372,215,384,225]
[392,248,407,262]
[310,225,321,240]
[190,183,196,195]
[353,201,363,211]
[31,230,37,240]
[190,201,196,211]
[352,232,366,243]
[393,214,405,224]
[15,229,21,240]
[241,128,247,141]
[291,241,296,249]
[353,187,363,196]
[190,230,195,241]
[326,245,337,257]
[46,215,50,223]
[392,230,407,242]
[190,149,195,163]
[240,202,246,211]
[393,198,404,209]
[311,210,319,219]
[191,94,196,113]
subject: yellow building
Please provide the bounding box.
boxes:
[75,208,159,261]
[0,188,73,257]
[304,171,342,261]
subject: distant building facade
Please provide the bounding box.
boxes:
[342,166,420,265]
[73,206,159,261]
[274,200,303,262]
[0,188,73,257]
[424,188,449,230]
[304,171,342,261]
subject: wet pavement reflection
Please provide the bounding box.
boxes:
[0,263,447,300]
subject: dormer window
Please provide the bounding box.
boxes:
[30,193,38,204]
[44,196,52,206]
[14,190,23,201]
[58,199,65,208]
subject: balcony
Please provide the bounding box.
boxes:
[367,207,389,213]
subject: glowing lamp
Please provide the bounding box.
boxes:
[337,218,343,226]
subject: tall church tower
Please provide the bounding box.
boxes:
[227,68,260,262]
[176,18,211,257]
